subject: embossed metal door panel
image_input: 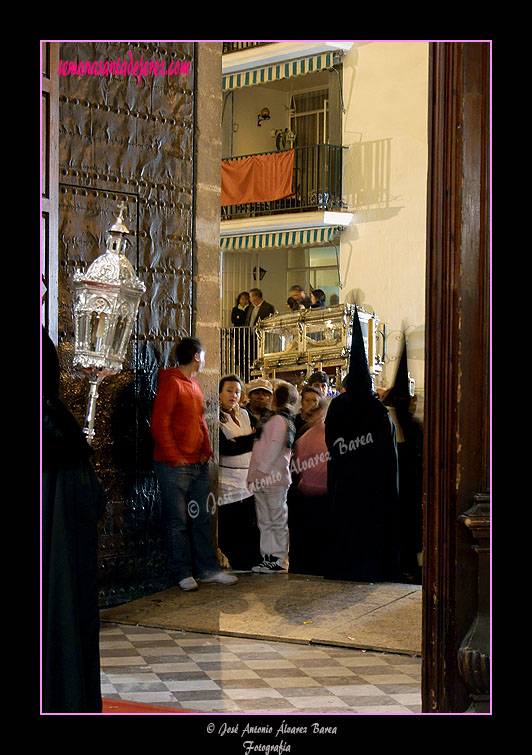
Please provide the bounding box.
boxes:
[56,41,196,605]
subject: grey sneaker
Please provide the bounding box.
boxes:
[200,571,238,585]
[178,576,199,591]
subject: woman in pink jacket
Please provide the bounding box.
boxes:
[288,398,330,576]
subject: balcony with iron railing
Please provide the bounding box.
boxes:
[221,144,347,221]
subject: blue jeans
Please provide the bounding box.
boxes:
[154,462,219,582]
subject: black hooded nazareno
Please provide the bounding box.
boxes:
[383,339,424,581]
[324,307,401,582]
[42,328,107,712]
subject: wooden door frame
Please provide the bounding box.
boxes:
[422,41,490,712]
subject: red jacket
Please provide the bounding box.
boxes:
[151,368,213,465]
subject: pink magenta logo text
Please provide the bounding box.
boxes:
[57,51,191,85]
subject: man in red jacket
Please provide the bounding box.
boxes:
[151,337,237,591]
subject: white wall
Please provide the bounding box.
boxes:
[256,247,289,313]
[340,41,429,396]
[232,85,291,156]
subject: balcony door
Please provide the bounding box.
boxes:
[290,88,329,147]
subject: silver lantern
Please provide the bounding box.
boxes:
[73,201,146,443]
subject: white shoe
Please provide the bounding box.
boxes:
[178,576,199,591]
[200,571,238,585]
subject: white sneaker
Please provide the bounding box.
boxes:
[200,571,238,585]
[178,576,199,591]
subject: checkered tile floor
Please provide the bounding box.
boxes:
[100,622,422,714]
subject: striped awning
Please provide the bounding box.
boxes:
[222,52,336,92]
[220,226,339,252]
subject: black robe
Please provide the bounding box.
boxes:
[42,329,107,713]
[394,407,424,580]
[383,342,423,581]
[287,487,330,576]
[324,391,401,582]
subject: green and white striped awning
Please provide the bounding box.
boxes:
[220,226,339,252]
[222,52,336,92]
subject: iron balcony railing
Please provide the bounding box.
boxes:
[221,144,347,220]
[222,42,273,54]
[220,326,254,384]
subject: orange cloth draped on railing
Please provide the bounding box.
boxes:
[221,150,295,206]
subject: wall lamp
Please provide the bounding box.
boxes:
[257,107,270,127]
[253,266,267,281]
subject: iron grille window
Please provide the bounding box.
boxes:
[290,88,329,147]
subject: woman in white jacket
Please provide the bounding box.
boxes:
[218,374,261,571]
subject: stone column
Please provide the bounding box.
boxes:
[191,43,223,553]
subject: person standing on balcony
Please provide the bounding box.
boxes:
[310,289,326,308]
[151,337,238,592]
[286,296,303,312]
[245,289,275,367]
[245,288,275,327]
[231,292,251,376]
[289,285,311,309]
[231,292,251,327]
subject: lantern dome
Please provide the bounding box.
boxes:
[73,201,146,374]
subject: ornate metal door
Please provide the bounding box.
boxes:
[55,41,197,605]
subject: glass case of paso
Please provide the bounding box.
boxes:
[251,303,383,390]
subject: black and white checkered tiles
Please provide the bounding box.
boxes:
[100,623,421,714]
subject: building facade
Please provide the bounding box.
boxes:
[219,41,427,404]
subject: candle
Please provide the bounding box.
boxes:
[96,313,106,338]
